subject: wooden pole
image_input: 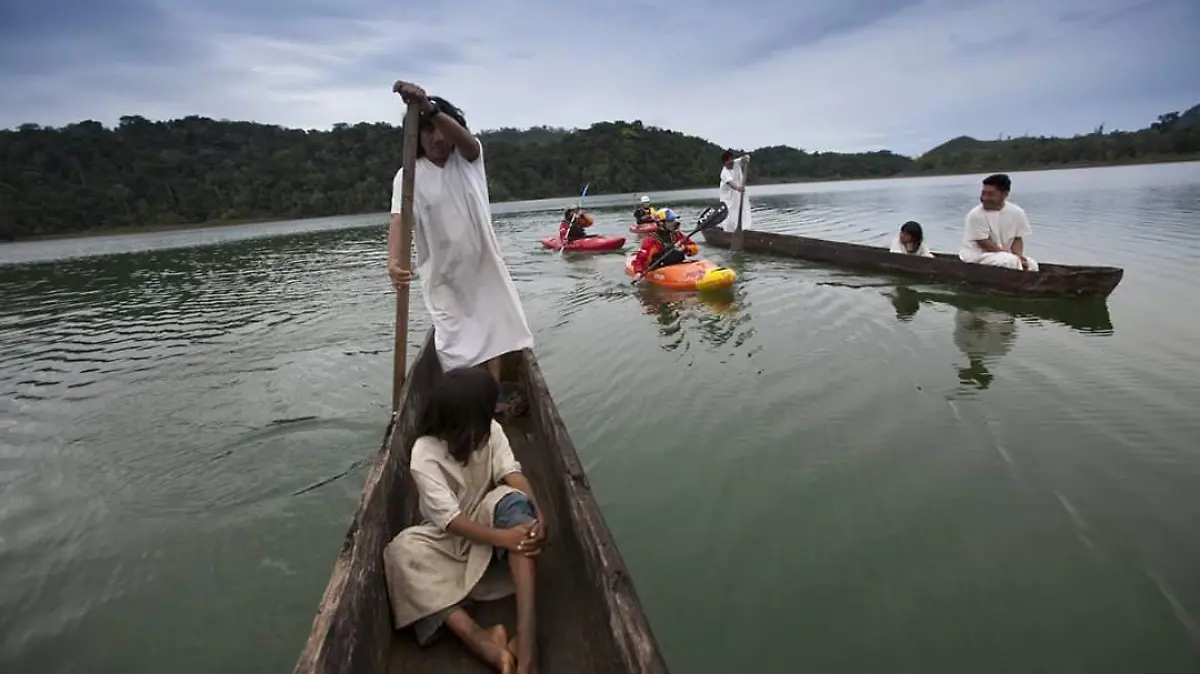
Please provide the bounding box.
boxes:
[731,157,749,251]
[392,101,420,413]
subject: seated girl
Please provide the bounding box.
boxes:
[383,367,546,674]
[558,205,595,242]
[889,220,934,257]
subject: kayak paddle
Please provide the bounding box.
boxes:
[560,183,590,254]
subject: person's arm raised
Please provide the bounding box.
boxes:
[429,107,481,162]
[393,79,481,162]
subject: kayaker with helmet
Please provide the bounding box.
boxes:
[558,204,595,242]
[630,208,699,279]
[633,195,658,224]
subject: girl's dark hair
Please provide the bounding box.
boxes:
[416,367,498,464]
[721,150,734,163]
[900,220,924,251]
[409,96,468,159]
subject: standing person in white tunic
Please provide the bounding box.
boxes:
[718,150,752,233]
[388,82,535,413]
[959,173,1040,271]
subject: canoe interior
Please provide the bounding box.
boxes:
[704,227,1124,299]
[294,330,666,674]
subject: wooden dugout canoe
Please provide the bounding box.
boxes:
[294,330,667,674]
[701,228,1124,299]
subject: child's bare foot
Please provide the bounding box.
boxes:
[484,625,516,674]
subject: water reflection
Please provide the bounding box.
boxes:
[888,285,1116,391]
[633,285,743,351]
[889,286,1115,334]
[953,307,1018,390]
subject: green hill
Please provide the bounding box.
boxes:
[1,105,1197,240]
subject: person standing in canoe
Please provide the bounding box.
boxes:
[959,173,1040,271]
[718,150,751,233]
[384,367,546,674]
[388,81,535,414]
[630,209,699,279]
[890,221,934,257]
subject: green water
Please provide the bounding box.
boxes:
[2,163,1199,673]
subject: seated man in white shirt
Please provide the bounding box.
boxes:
[959,173,1039,271]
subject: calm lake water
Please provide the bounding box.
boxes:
[2,162,1200,673]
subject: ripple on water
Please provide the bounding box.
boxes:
[3,164,1200,673]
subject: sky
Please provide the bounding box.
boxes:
[0,0,1197,156]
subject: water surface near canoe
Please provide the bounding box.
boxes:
[3,162,1199,673]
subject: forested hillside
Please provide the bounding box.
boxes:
[1,105,1196,240]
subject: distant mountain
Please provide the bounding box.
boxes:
[913,106,1200,174]
[1,105,1197,240]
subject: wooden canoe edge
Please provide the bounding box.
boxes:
[702,227,1125,299]
[518,348,670,674]
[293,330,439,674]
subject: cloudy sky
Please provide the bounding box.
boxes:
[1,0,1197,155]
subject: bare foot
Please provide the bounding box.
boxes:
[484,625,516,674]
[510,634,536,674]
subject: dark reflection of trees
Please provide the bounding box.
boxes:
[633,284,750,352]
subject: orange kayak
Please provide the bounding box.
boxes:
[630,222,657,234]
[624,254,737,291]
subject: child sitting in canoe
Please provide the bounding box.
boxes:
[558,204,595,242]
[383,367,546,674]
[630,208,699,279]
[889,220,934,257]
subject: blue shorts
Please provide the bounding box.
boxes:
[412,492,536,646]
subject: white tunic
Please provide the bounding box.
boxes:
[390,146,535,370]
[889,233,934,257]
[719,157,753,233]
[383,420,525,629]
[959,202,1040,271]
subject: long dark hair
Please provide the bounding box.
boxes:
[900,220,924,252]
[416,367,498,464]
[409,96,468,159]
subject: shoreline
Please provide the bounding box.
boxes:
[6,157,1198,244]
[5,213,382,243]
[708,153,1200,188]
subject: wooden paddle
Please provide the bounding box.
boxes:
[392,100,420,412]
[731,155,750,251]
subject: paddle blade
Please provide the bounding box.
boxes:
[696,202,729,231]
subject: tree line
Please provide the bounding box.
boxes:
[1,105,1197,240]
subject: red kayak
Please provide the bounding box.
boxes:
[540,235,627,252]
[629,222,657,234]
